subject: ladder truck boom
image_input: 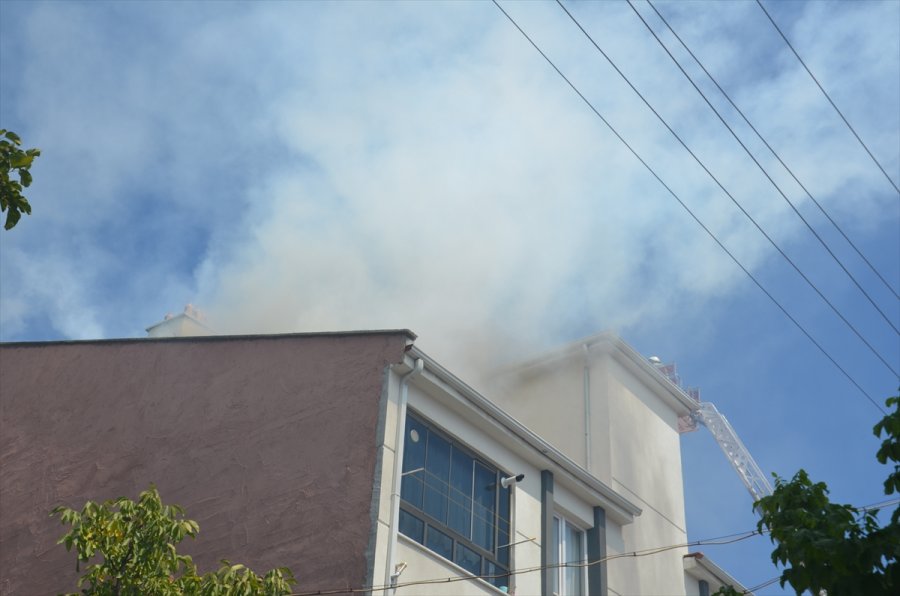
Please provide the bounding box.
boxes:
[693,401,773,504]
[651,359,771,506]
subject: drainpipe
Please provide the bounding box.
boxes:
[384,357,424,592]
[583,344,592,474]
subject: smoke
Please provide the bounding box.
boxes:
[184,1,895,379]
[1,1,897,381]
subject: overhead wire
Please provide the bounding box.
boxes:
[755,0,900,197]
[288,530,762,595]
[643,0,900,302]
[489,0,885,413]
[553,0,898,379]
[746,575,781,593]
[624,0,899,335]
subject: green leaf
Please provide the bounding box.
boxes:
[9,153,33,168]
[4,208,21,230]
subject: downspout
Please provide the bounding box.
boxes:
[384,358,424,592]
[583,344,592,474]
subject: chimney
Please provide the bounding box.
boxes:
[146,304,214,338]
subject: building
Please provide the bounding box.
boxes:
[0,330,747,595]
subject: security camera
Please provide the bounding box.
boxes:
[500,473,525,488]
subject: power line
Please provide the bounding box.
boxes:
[746,575,781,593]
[554,0,898,379]
[489,0,885,413]
[288,530,761,595]
[755,0,900,196]
[644,0,900,302]
[292,488,900,594]
[625,0,899,335]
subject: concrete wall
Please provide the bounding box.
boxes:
[603,355,689,596]
[491,338,692,595]
[489,357,597,479]
[0,332,410,595]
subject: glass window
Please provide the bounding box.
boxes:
[398,411,512,586]
[400,416,427,508]
[454,542,481,576]
[552,515,586,596]
[448,447,473,537]
[425,525,454,561]
[398,509,424,544]
[472,461,496,552]
[423,432,451,524]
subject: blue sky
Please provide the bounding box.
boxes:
[1,0,898,592]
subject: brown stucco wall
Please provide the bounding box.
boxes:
[0,331,412,595]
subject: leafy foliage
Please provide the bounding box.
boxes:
[51,485,296,596]
[0,129,40,230]
[750,394,900,595]
[874,396,900,509]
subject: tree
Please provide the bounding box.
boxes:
[51,485,296,596]
[0,128,40,230]
[715,395,899,595]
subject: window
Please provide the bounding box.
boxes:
[399,412,512,589]
[551,516,586,596]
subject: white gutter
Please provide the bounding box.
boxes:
[384,358,423,592]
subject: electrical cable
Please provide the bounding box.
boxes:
[554,0,898,379]
[287,530,761,595]
[490,0,884,413]
[625,0,900,335]
[745,574,781,593]
[644,0,900,301]
[755,0,900,196]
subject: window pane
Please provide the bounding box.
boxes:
[425,525,454,561]
[454,542,482,576]
[472,462,496,551]
[401,416,428,509]
[552,517,560,596]
[400,413,514,579]
[424,432,451,523]
[497,485,511,566]
[398,509,424,544]
[448,447,474,539]
[484,560,509,590]
[564,523,585,596]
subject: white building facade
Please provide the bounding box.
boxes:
[370,332,746,595]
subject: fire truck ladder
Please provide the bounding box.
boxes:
[693,401,773,504]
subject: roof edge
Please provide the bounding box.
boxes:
[0,329,418,348]
[684,553,752,594]
[499,331,697,416]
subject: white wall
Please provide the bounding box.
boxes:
[603,354,689,595]
[491,340,692,595]
[489,357,591,475]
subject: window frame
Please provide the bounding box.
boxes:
[398,410,512,589]
[551,514,588,596]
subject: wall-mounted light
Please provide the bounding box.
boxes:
[500,473,525,488]
[390,561,408,585]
